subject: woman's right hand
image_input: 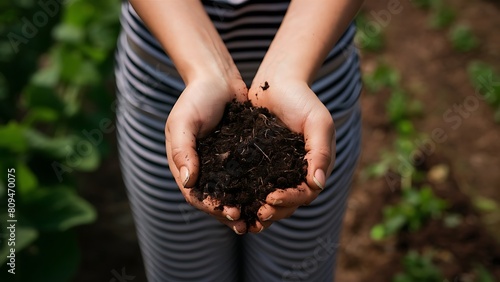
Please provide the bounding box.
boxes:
[165,74,249,235]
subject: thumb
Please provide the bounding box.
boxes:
[303,109,336,191]
[165,114,200,188]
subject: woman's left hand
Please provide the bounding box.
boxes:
[246,78,336,233]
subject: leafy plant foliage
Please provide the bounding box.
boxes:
[0,0,120,280]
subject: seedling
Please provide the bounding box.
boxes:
[371,186,447,240]
[428,0,455,29]
[355,14,384,52]
[363,63,400,93]
[393,251,443,282]
[468,61,500,121]
[449,24,478,52]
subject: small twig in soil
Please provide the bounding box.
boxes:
[216,151,230,161]
[258,113,270,126]
[253,143,271,162]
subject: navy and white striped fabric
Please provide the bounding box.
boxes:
[115,1,362,281]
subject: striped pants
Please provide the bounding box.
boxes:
[115,22,362,282]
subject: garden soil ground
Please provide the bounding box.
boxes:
[74,0,500,281]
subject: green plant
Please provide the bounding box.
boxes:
[363,63,400,93]
[363,63,424,181]
[0,0,120,280]
[449,24,478,52]
[371,186,447,240]
[387,88,409,125]
[428,1,456,29]
[468,61,500,122]
[393,251,443,282]
[355,14,384,52]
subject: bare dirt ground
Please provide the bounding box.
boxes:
[336,0,500,281]
[74,0,500,281]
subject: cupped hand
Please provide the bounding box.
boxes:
[246,79,336,233]
[165,74,249,234]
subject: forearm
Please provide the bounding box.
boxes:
[254,0,364,85]
[129,0,239,84]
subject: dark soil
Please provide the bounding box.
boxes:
[194,101,307,227]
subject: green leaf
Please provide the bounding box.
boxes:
[31,64,60,87]
[393,251,443,282]
[24,130,101,171]
[22,187,96,232]
[449,24,478,52]
[428,2,455,29]
[473,196,498,212]
[24,129,74,159]
[397,120,415,137]
[23,85,64,112]
[387,89,408,124]
[355,14,384,52]
[370,224,386,240]
[70,138,100,171]
[385,214,407,235]
[63,0,96,26]
[0,121,28,152]
[71,60,100,86]
[468,62,500,105]
[79,45,107,62]
[22,107,59,126]
[365,162,390,178]
[16,162,38,196]
[59,49,84,82]
[363,63,400,92]
[0,223,38,265]
[52,24,85,44]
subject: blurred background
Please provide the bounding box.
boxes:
[0,0,499,281]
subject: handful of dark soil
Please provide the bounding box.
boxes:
[194,101,307,227]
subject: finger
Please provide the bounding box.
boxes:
[185,194,241,220]
[223,205,241,221]
[165,103,201,188]
[303,104,335,190]
[178,193,247,234]
[265,184,319,207]
[231,79,250,103]
[248,220,272,234]
[257,204,298,222]
[180,190,246,233]
[217,218,247,235]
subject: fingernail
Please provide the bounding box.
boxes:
[313,169,325,190]
[272,199,283,205]
[258,226,264,233]
[180,166,190,187]
[233,226,244,235]
[226,215,234,221]
[263,214,273,222]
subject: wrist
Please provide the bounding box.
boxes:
[183,56,242,87]
[250,59,310,93]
